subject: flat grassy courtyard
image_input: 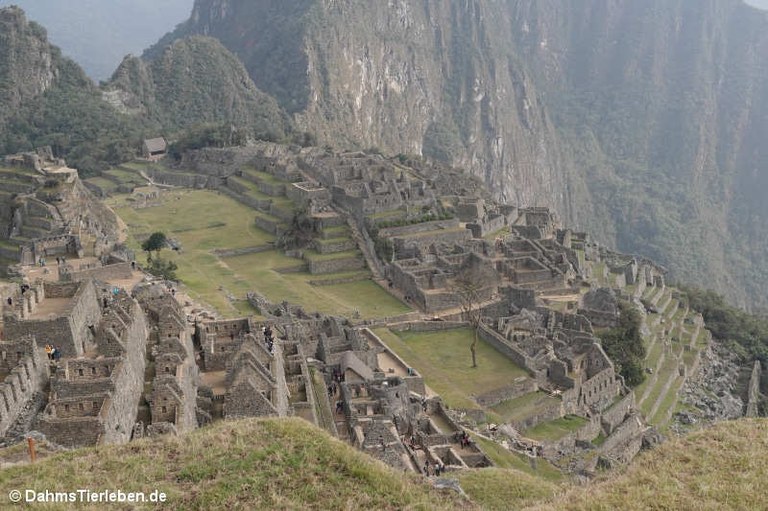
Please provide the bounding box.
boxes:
[373,327,529,410]
[491,392,562,425]
[523,415,588,442]
[109,189,410,319]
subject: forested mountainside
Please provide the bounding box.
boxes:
[0,0,193,80]
[0,6,150,174]
[105,36,289,140]
[153,0,768,312]
[0,7,290,175]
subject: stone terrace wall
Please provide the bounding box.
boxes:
[600,391,636,435]
[475,378,538,408]
[477,323,534,373]
[0,339,47,438]
[745,360,762,418]
[64,262,132,283]
[307,255,365,275]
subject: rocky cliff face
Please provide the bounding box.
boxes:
[512,0,768,310]
[148,0,589,222]
[155,0,768,311]
[0,7,58,123]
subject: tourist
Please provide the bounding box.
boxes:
[53,346,62,362]
[434,462,441,476]
[380,435,386,452]
[6,297,12,306]
[423,463,431,476]
[45,344,53,360]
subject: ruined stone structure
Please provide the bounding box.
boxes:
[0,335,47,439]
[38,288,148,447]
[4,281,101,358]
[133,284,198,436]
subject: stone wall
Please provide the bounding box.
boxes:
[599,412,645,464]
[477,323,534,372]
[600,391,636,435]
[745,360,762,418]
[38,294,148,447]
[307,255,365,275]
[4,281,101,357]
[0,337,47,438]
[475,378,538,407]
[64,262,132,283]
[514,397,563,431]
[378,218,462,238]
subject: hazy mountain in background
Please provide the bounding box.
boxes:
[743,0,768,9]
[0,0,193,81]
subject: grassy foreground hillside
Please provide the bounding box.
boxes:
[538,419,768,511]
[0,418,468,510]
[1,418,766,510]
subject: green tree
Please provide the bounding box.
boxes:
[141,231,167,260]
[599,301,646,387]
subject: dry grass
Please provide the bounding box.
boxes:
[456,468,560,510]
[0,418,471,510]
[533,419,768,511]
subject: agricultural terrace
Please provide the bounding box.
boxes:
[108,190,410,319]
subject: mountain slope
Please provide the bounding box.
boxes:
[106,36,289,139]
[152,0,768,312]
[0,6,151,174]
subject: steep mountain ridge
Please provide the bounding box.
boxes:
[153,0,768,311]
[0,0,193,80]
[0,7,58,123]
[147,0,589,223]
[0,7,292,175]
[106,36,289,139]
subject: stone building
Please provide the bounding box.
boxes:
[4,280,102,358]
[0,334,47,439]
[37,288,148,447]
[135,284,198,435]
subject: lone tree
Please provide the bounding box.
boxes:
[141,231,167,261]
[451,253,499,368]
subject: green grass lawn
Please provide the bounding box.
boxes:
[639,356,678,417]
[524,415,589,442]
[468,434,565,483]
[86,177,119,192]
[223,254,409,319]
[373,327,529,410]
[109,189,409,320]
[491,392,561,424]
[456,467,560,510]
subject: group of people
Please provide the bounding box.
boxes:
[262,324,274,353]
[44,344,62,362]
[423,461,445,477]
[457,431,472,448]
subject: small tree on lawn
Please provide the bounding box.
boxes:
[141,232,167,261]
[451,253,499,368]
